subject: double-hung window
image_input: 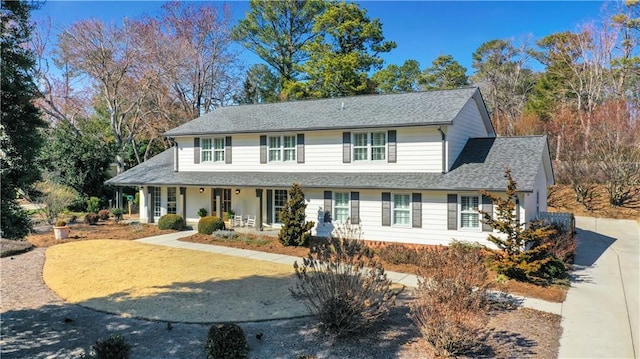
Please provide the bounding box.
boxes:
[167,187,177,214]
[213,138,225,162]
[333,192,349,222]
[269,135,296,162]
[460,195,480,229]
[393,194,410,225]
[353,132,386,161]
[274,189,288,223]
[201,138,225,162]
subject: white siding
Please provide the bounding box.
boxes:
[307,189,498,247]
[175,127,443,173]
[446,99,491,170]
[523,162,549,223]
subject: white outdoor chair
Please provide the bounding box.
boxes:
[233,214,244,227]
[246,215,256,228]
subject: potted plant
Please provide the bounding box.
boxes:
[53,220,70,240]
[197,208,208,218]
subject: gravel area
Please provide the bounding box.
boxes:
[1,248,560,358]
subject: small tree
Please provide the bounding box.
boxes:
[278,183,314,246]
[480,168,555,256]
[33,180,77,225]
[481,168,566,284]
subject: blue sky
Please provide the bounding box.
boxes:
[34,1,609,74]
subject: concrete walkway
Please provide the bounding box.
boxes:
[559,217,639,359]
[134,230,562,315]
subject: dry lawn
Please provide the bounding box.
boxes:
[43,240,308,323]
[548,184,640,220]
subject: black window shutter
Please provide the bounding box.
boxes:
[482,195,494,232]
[381,192,391,226]
[388,130,397,163]
[266,189,273,224]
[147,186,155,223]
[323,191,332,223]
[342,132,351,163]
[447,194,457,230]
[260,135,267,164]
[297,134,305,163]
[350,192,360,224]
[225,136,232,164]
[412,193,422,228]
[193,138,200,164]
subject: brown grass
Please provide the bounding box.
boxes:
[548,184,640,220]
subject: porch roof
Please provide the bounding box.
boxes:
[106,136,549,192]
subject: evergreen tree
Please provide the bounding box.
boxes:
[372,59,421,93]
[1,0,46,239]
[420,55,469,90]
[278,183,315,246]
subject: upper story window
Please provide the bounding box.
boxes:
[269,135,296,162]
[460,195,480,229]
[353,132,386,161]
[202,137,225,162]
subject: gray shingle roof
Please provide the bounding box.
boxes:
[106,136,550,192]
[164,87,480,137]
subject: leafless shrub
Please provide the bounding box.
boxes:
[291,222,402,336]
[410,244,490,356]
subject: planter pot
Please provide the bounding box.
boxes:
[53,226,70,240]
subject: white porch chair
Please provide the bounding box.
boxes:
[246,215,256,228]
[233,214,244,227]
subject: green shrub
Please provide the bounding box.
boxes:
[213,230,238,239]
[86,197,100,214]
[278,183,314,246]
[84,213,99,225]
[410,245,490,357]
[92,334,131,359]
[55,220,67,227]
[98,209,110,221]
[198,216,225,234]
[205,323,248,359]
[111,208,124,223]
[291,223,401,336]
[197,208,208,217]
[377,244,421,265]
[157,214,185,230]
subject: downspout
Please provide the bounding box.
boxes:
[437,126,446,174]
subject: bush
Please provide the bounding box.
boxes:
[410,244,490,357]
[86,197,100,214]
[68,214,78,224]
[213,230,238,239]
[111,208,124,223]
[33,181,77,225]
[377,244,421,265]
[55,220,67,227]
[198,216,225,235]
[98,209,110,221]
[92,334,131,359]
[205,323,248,359]
[157,214,185,230]
[197,208,208,217]
[84,213,99,225]
[291,224,401,336]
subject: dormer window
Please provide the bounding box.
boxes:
[353,132,386,161]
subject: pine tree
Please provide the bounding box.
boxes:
[1,0,46,239]
[278,183,315,246]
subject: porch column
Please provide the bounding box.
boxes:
[179,187,186,219]
[147,186,154,223]
[256,189,263,231]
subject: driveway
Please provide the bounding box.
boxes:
[559,216,639,358]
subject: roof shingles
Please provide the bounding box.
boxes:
[106,136,549,192]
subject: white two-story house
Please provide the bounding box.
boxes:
[106,87,554,247]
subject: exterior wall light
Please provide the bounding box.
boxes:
[199,187,205,193]
[235,189,241,195]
